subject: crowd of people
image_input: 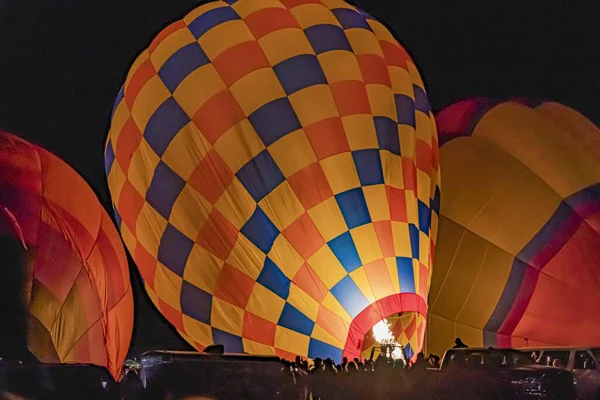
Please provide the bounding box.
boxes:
[282,352,441,378]
[280,352,442,400]
[276,338,476,400]
[280,336,472,379]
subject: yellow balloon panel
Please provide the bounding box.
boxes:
[474,103,600,198]
[429,218,513,326]
[440,137,562,256]
[534,102,600,161]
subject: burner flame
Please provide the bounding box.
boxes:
[372,320,405,361]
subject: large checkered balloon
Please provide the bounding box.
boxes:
[105,0,440,361]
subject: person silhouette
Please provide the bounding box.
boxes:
[311,358,323,373]
[453,338,468,348]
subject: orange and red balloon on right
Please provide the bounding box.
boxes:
[427,98,600,357]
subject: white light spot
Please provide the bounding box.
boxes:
[372,320,394,343]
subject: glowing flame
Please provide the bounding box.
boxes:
[391,347,404,361]
[372,319,405,362]
[372,320,394,343]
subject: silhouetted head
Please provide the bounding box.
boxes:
[347,361,358,373]
[203,344,224,354]
[428,354,441,366]
[378,358,394,371]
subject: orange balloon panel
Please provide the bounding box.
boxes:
[0,132,133,379]
[427,99,600,357]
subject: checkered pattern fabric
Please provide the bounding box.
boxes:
[360,312,426,360]
[105,0,440,361]
[0,132,134,380]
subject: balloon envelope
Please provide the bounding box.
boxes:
[0,132,133,379]
[106,0,440,361]
[427,99,600,357]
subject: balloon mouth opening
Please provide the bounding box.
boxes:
[341,293,428,363]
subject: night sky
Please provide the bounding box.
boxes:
[0,0,598,356]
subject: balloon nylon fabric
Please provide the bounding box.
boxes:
[0,132,134,379]
[427,99,600,357]
[106,0,440,362]
[360,312,425,360]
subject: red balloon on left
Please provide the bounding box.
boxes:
[0,131,133,379]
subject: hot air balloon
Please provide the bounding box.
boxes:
[105,0,440,362]
[427,98,600,358]
[0,132,134,379]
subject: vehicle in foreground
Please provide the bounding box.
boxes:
[0,362,118,399]
[438,347,577,399]
[524,347,600,400]
[136,350,301,400]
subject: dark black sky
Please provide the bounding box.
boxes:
[0,0,598,356]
